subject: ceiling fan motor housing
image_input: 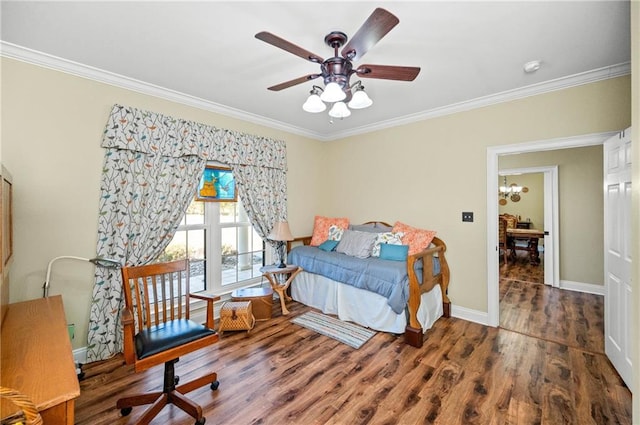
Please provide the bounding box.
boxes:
[322,57,353,88]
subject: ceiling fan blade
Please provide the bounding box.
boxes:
[355,64,421,81]
[255,31,324,63]
[341,8,399,62]
[267,74,321,91]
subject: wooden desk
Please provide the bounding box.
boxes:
[506,228,545,264]
[1,296,80,424]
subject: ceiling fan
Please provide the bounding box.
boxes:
[255,8,420,117]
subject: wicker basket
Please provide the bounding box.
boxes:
[0,387,43,425]
[218,301,255,335]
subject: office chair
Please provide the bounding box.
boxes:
[116,259,220,425]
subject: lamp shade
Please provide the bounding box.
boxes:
[328,101,351,118]
[302,94,326,113]
[348,89,373,109]
[267,221,294,241]
[320,82,346,102]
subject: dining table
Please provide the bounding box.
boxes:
[506,228,546,265]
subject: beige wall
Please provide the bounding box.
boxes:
[1,57,327,349]
[1,57,632,349]
[500,146,604,285]
[324,77,630,313]
[497,172,544,229]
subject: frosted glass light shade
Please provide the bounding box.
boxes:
[320,82,346,102]
[328,102,351,118]
[348,90,373,109]
[302,94,326,113]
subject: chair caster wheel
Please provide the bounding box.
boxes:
[175,376,180,385]
[121,407,133,416]
[210,380,219,391]
[195,418,206,425]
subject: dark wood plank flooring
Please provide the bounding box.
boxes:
[500,251,604,353]
[76,266,630,424]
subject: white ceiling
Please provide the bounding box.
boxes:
[0,1,631,141]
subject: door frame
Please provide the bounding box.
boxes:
[486,131,617,327]
[499,166,559,287]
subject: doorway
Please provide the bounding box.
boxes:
[498,166,558,287]
[486,131,616,327]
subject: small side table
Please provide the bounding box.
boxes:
[259,264,302,315]
[231,287,274,321]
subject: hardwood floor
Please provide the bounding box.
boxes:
[76,275,630,425]
[500,251,604,353]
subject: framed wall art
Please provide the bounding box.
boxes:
[196,165,237,202]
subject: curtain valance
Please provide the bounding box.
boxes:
[102,104,287,170]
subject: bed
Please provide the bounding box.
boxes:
[286,221,450,347]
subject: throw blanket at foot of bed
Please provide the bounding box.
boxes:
[286,221,451,348]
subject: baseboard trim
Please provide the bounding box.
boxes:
[450,305,491,327]
[559,280,605,296]
[73,347,87,370]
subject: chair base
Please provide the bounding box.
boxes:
[117,359,218,425]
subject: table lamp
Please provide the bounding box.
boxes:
[267,221,294,268]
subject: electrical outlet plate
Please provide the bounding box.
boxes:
[462,212,474,222]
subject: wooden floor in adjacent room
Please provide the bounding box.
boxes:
[76,261,631,425]
[500,251,604,353]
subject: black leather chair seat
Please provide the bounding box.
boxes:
[135,319,216,360]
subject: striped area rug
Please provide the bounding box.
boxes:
[292,311,376,349]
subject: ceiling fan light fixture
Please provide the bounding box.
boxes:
[257,9,420,120]
[302,92,326,113]
[320,81,346,102]
[328,101,351,119]
[348,88,373,109]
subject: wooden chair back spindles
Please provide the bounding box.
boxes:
[121,259,190,335]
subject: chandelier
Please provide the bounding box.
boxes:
[499,176,527,205]
[302,80,372,119]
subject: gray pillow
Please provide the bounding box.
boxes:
[375,223,393,232]
[349,223,379,233]
[335,229,378,258]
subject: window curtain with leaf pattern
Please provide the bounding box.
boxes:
[87,104,288,362]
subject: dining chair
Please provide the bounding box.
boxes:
[116,259,220,425]
[498,217,511,263]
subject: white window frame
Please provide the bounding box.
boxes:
[207,201,265,294]
[167,199,267,297]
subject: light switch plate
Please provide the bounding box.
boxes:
[462,212,474,222]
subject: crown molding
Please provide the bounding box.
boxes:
[0,41,322,140]
[1,41,630,142]
[332,62,631,140]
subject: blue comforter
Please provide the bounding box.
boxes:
[288,246,440,314]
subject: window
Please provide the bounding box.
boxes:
[158,198,266,294]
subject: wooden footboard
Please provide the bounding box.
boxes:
[405,236,450,347]
[286,221,451,348]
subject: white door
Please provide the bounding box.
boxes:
[604,127,632,389]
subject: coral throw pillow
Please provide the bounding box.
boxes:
[392,221,437,255]
[310,216,350,246]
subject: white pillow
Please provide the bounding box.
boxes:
[372,231,404,257]
[328,224,345,241]
[335,230,378,258]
